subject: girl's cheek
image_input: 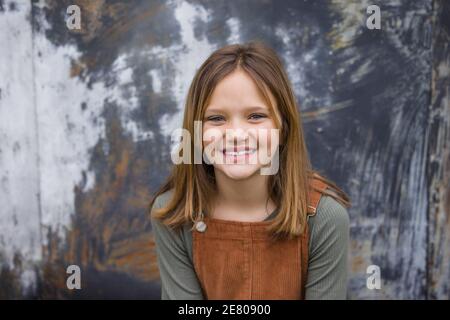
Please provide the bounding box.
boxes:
[202,129,224,154]
[258,127,279,154]
[202,125,212,146]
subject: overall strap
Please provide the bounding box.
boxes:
[300,176,329,299]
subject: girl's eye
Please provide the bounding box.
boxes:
[249,113,267,120]
[207,116,224,122]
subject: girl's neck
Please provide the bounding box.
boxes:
[212,169,276,220]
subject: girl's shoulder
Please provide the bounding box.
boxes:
[314,194,350,225]
[150,188,193,243]
[307,194,350,252]
[150,189,175,214]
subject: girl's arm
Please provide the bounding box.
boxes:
[305,195,350,300]
[150,194,204,300]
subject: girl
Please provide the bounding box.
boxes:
[149,41,351,300]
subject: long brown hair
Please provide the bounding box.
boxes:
[149,41,350,239]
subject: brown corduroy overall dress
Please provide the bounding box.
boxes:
[192,177,329,300]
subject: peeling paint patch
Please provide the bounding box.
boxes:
[158,1,216,142]
[0,0,41,293]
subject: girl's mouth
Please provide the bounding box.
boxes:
[222,148,257,160]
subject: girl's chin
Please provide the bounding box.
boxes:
[215,165,261,180]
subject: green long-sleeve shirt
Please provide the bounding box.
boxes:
[150,190,350,300]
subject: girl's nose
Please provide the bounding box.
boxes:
[223,127,249,148]
[227,117,252,132]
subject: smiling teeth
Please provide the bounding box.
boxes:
[224,149,256,156]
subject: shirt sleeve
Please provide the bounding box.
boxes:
[304,195,350,300]
[150,194,205,300]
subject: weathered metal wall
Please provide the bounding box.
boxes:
[0,0,448,299]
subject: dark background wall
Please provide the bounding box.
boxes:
[0,0,448,299]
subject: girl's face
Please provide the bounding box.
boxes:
[202,69,280,180]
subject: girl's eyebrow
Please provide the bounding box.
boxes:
[205,105,268,114]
